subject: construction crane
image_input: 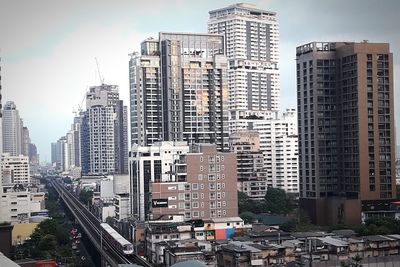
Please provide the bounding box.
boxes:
[95,57,105,85]
[72,87,87,117]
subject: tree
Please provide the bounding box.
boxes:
[356,217,400,235]
[240,211,257,224]
[264,188,294,215]
[79,190,93,206]
[238,191,265,214]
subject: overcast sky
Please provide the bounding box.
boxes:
[1,0,399,162]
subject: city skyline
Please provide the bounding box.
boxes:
[0,0,399,162]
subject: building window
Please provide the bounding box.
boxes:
[192,183,198,190]
[198,174,203,180]
[192,202,199,208]
[208,174,216,181]
[193,211,199,217]
[192,192,198,199]
[209,183,216,190]
[217,183,221,190]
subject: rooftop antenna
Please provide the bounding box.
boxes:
[95,57,104,85]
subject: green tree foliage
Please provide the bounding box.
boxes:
[280,209,313,232]
[79,190,93,206]
[264,188,294,215]
[238,191,266,214]
[356,217,400,236]
[27,218,71,258]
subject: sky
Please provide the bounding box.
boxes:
[0,0,399,162]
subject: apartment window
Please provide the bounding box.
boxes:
[200,156,203,162]
[192,202,199,209]
[178,203,185,209]
[198,174,203,180]
[192,183,198,190]
[208,174,216,181]
[209,164,216,172]
[193,211,199,217]
[209,183,216,190]
[200,166,203,171]
[192,192,198,199]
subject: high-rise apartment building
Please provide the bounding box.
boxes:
[230,110,299,193]
[130,38,162,146]
[296,42,396,225]
[229,131,268,200]
[208,3,280,121]
[130,33,229,150]
[2,101,22,156]
[21,126,30,156]
[84,84,128,175]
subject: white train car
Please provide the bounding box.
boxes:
[100,223,134,254]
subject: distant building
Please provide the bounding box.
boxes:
[296,42,396,225]
[1,153,30,185]
[83,84,128,175]
[2,101,22,156]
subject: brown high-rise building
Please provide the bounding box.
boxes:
[296,42,396,225]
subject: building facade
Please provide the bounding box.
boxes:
[2,101,22,156]
[129,141,190,221]
[229,131,268,200]
[296,42,396,225]
[229,110,299,193]
[1,153,30,185]
[129,38,162,146]
[208,3,280,122]
[130,32,230,150]
[129,142,238,221]
[84,84,128,175]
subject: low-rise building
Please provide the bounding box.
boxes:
[0,185,45,224]
[146,221,192,265]
[1,153,30,185]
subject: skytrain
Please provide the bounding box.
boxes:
[100,223,134,255]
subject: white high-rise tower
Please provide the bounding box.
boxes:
[208,3,280,123]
